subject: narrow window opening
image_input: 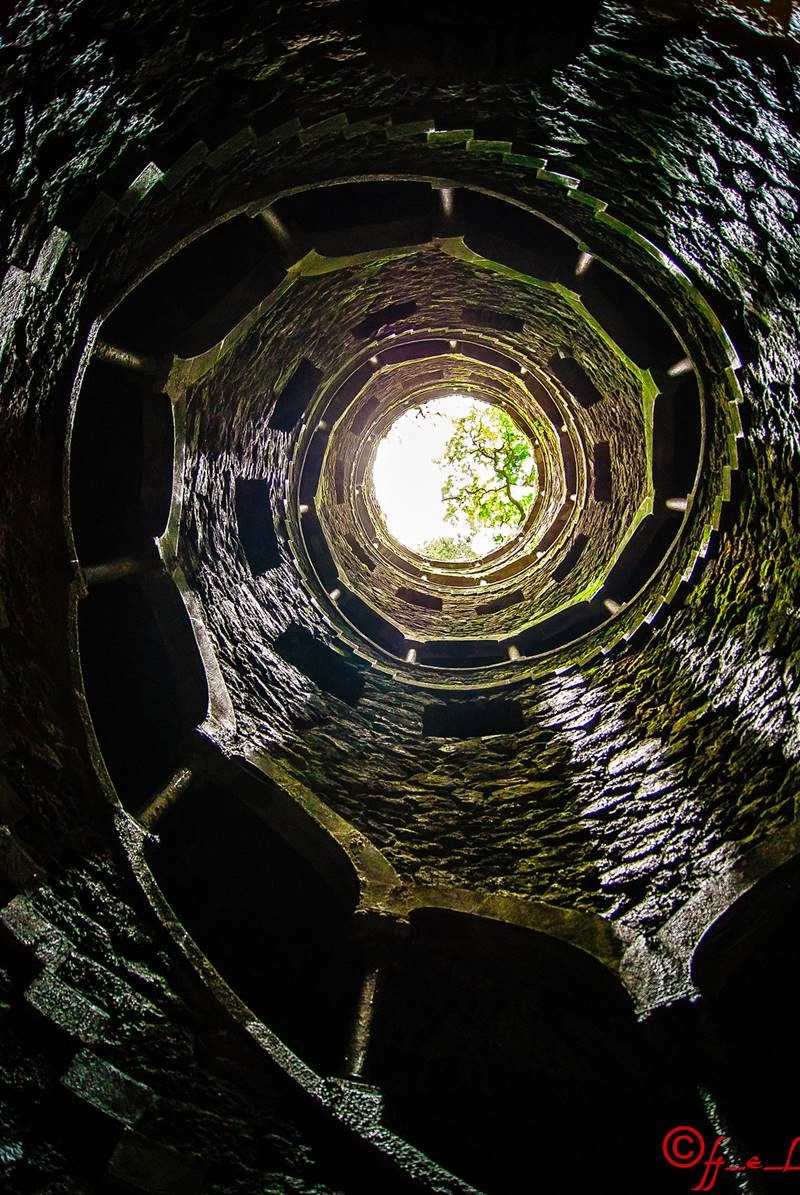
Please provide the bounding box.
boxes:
[476,589,525,615]
[550,355,603,408]
[552,534,588,583]
[269,358,323,432]
[460,306,524,333]
[422,697,524,738]
[352,300,417,339]
[396,587,444,611]
[235,478,281,574]
[274,625,364,705]
[593,441,612,502]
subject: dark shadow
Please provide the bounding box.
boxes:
[363,0,600,84]
[234,478,281,575]
[333,458,346,503]
[460,341,515,370]
[345,533,375,571]
[593,440,613,502]
[337,592,407,658]
[352,301,418,340]
[268,358,323,432]
[417,639,505,668]
[461,306,524,333]
[652,374,702,496]
[460,190,578,283]
[422,696,524,738]
[692,856,800,1189]
[367,908,685,1193]
[273,625,365,706]
[395,587,444,612]
[149,779,362,1076]
[577,259,683,371]
[549,354,603,408]
[324,362,376,426]
[275,181,435,258]
[299,507,339,590]
[101,214,282,357]
[349,396,379,435]
[552,532,588,583]
[78,574,208,809]
[476,588,525,615]
[70,362,173,564]
[602,514,681,604]
[517,599,608,654]
[376,339,449,366]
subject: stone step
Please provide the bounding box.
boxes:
[25,969,109,1044]
[109,1130,206,1195]
[1,893,70,966]
[61,1048,156,1128]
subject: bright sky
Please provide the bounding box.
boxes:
[371,394,503,558]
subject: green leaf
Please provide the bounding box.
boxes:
[434,404,537,542]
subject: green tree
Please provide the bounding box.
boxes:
[437,405,537,542]
[418,534,478,561]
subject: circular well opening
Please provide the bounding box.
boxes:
[371,395,538,563]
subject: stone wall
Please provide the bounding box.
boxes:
[1,1,798,1191]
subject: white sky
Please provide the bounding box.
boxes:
[371,394,502,557]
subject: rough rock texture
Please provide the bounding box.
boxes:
[1,0,799,1191]
[0,846,371,1193]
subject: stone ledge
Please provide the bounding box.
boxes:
[108,1130,206,1195]
[25,970,109,1043]
[62,1049,156,1127]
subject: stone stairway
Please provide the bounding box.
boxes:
[0,848,476,1194]
[0,862,358,1194]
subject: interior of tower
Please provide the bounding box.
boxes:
[1,1,799,1192]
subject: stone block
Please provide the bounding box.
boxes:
[1,895,68,965]
[207,127,256,169]
[118,163,164,214]
[386,118,434,140]
[537,165,580,187]
[108,1131,206,1194]
[31,227,72,290]
[161,141,208,192]
[343,119,385,139]
[0,1140,24,1165]
[73,192,118,249]
[62,1050,155,1126]
[0,266,29,360]
[25,970,109,1043]
[466,138,512,156]
[502,151,546,171]
[298,113,348,144]
[427,129,473,146]
[256,117,301,150]
[58,952,163,1019]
